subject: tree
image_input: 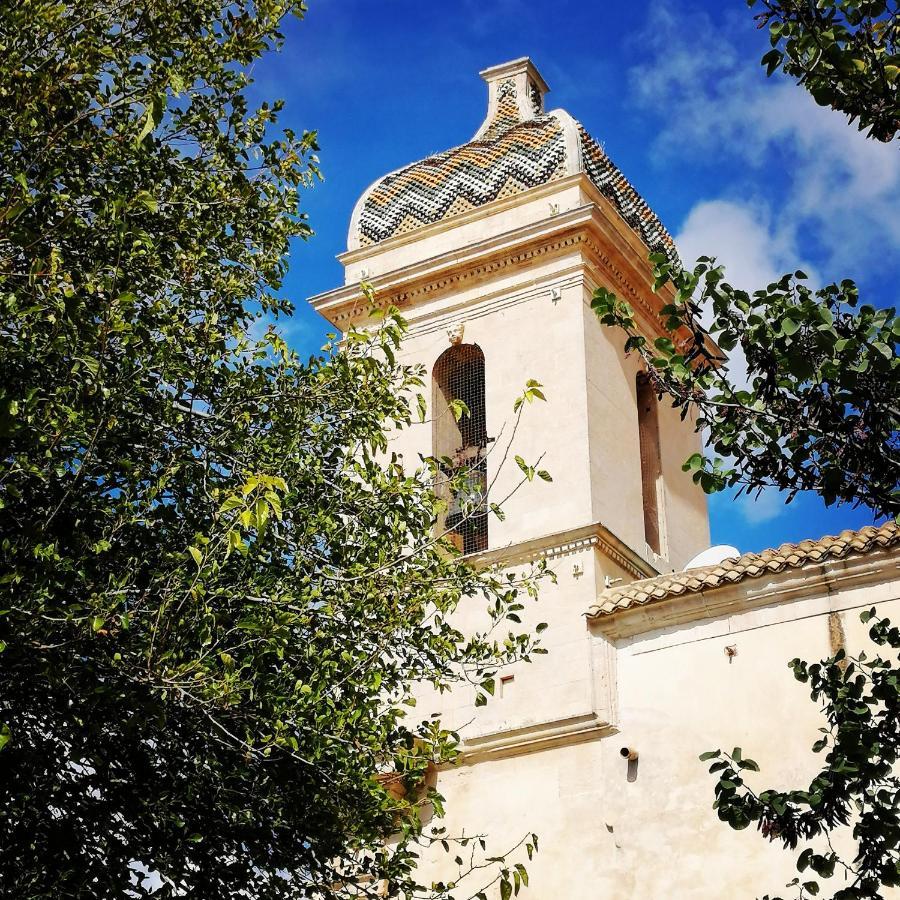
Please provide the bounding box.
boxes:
[0,3,547,897]
[591,263,899,519]
[591,0,900,522]
[591,4,899,899]
[748,0,899,143]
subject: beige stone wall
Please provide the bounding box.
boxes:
[357,228,709,570]
[384,268,594,549]
[579,280,709,572]
[410,535,632,758]
[310,168,888,900]
[418,577,900,899]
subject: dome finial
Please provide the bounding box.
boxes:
[473,57,550,140]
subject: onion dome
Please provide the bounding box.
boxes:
[348,58,678,266]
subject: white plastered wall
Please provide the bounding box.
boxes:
[417,574,900,899]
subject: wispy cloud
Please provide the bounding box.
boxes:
[739,487,789,526]
[629,2,900,282]
[675,199,814,292]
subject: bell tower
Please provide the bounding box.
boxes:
[312,56,709,578]
[311,53,711,894]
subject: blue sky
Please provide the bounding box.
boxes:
[250,0,898,555]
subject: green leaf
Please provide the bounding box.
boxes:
[514,455,534,481]
[684,453,704,472]
[135,190,158,213]
[448,398,469,421]
[135,107,155,147]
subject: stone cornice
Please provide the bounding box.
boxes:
[311,199,596,323]
[468,520,659,580]
[457,712,615,765]
[310,186,685,345]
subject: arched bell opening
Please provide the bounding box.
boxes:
[636,371,664,556]
[432,344,489,554]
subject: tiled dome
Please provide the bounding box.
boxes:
[349,58,679,266]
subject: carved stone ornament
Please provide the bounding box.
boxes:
[447,321,465,345]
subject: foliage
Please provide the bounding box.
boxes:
[700,608,900,900]
[0,2,548,897]
[591,260,899,520]
[748,0,900,142]
[592,7,900,897]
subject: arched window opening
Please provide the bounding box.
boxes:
[433,344,489,554]
[636,372,663,556]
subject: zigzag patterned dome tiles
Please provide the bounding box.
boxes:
[353,68,679,267]
[357,80,567,246]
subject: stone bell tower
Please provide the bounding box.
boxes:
[312,56,708,573]
[310,57,711,894]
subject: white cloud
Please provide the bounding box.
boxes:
[629,3,900,279]
[739,487,787,525]
[672,199,807,392]
[709,486,789,529]
[674,199,809,292]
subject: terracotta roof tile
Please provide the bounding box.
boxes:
[587,522,900,618]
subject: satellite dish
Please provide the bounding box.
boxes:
[684,545,741,571]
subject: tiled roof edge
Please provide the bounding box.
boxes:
[587,521,900,618]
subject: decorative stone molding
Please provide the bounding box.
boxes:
[310,188,704,359]
[582,236,640,302]
[458,712,616,764]
[468,520,658,580]
[330,231,587,325]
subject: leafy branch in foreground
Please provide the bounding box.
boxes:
[700,609,900,900]
[0,1,551,896]
[591,9,900,896]
[749,0,900,142]
[591,256,899,519]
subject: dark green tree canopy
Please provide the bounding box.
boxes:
[0,2,546,897]
[750,0,899,142]
[590,5,900,898]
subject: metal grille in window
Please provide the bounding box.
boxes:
[433,344,489,554]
